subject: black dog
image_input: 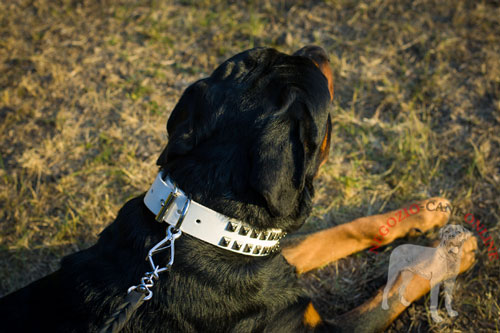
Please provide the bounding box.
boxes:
[0,46,334,332]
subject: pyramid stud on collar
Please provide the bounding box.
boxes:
[232,241,242,251]
[239,226,250,236]
[219,237,231,247]
[225,222,238,232]
[253,246,262,254]
[243,244,253,253]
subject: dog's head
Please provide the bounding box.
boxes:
[439,224,472,254]
[157,46,333,232]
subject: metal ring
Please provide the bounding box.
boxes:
[143,290,153,301]
[175,197,191,230]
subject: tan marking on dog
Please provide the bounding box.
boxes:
[311,60,334,101]
[303,302,322,328]
[283,198,451,274]
[317,118,332,170]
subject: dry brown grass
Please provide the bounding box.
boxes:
[1,0,499,331]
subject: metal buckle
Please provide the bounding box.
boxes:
[155,188,179,223]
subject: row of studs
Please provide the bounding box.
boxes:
[224,222,286,241]
[218,236,280,255]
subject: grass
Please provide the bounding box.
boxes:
[0,0,499,331]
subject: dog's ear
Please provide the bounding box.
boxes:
[250,88,326,217]
[157,81,207,166]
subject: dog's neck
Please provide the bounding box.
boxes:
[144,170,286,256]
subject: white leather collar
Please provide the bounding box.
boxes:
[144,171,285,256]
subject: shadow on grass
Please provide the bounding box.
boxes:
[0,243,87,297]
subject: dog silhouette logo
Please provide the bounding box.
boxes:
[382,224,472,322]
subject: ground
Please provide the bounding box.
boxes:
[0,0,499,331]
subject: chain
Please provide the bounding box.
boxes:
[100,188,189,333]
[127,225,182,300]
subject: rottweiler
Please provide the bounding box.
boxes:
[0,46,476,332]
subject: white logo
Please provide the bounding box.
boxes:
[381,224,472,322]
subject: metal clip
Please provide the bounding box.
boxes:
[127,226,182,300]
[127,194,191,301]
[147,226,182,276]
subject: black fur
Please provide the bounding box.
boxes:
[0,47,334,332]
